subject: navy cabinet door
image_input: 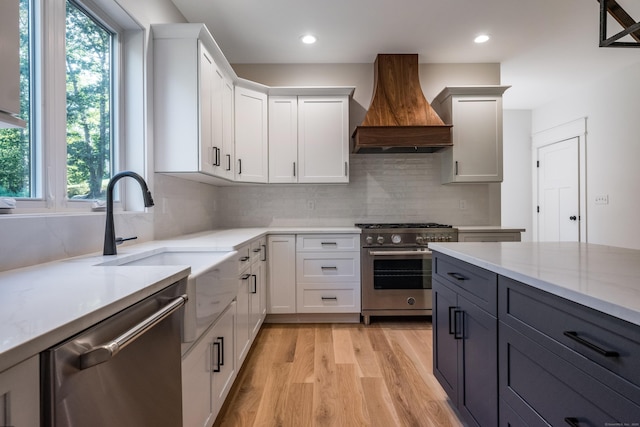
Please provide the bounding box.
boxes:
[433,278,459,405]
[458,294,498,427]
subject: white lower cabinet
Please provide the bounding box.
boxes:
[0,356,39,427]
[182,300,236,427]
[267,235,296,314]
[295,234,361,314]
[236,238,267,367]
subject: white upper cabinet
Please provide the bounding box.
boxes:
[268,94,351,184]
[433,86,510,183]
[0,0,26,128]
[234,84,268,183]
[152,24,235,184]
[268,96,298,183]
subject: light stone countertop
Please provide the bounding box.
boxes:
[455,225,526,232]
[0,226,360,373]
[429,241,640,327]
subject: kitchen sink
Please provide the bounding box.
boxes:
[97,248,238,345]
[97,249,229,271]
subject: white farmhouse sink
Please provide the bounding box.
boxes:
[97,249,228,272]
[97,248,238,345]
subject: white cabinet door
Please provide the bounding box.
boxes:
[267,235,296,314]
[221,78,235,179]
[182,301,236,427]
[211,301,236,416]
[236,267,251,366]
[0,0,25,128]
[154,36,216,176]
[268,96,298,183]
[433,86,509,184]
[198,44,216,176]
[182,326,214,427]
[298,96,349,183]
[0,356,39,427]
[235,86,268,183]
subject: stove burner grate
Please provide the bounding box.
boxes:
[355,223,452,230]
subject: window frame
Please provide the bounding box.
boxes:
[9,0,147,214]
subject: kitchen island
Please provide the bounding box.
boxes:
[429,241,640,426]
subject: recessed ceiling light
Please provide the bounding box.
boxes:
[474,34,490,44]
[300,34,317,45]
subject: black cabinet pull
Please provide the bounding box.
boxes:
[453,310,464,340]
[218,336,224,366]
[240,256,250,262]
[448,306,457,335]
[321,296,338,301]
[569,215,577,221]
[238,159,242,174]
[563,331,619,357]
[251,275,257,293]
[564,417,580,426]
[212,341,221,373]
[447,272,468,281]
[261,244,267,261]
[241,273,251,280]
[226,154,231,171]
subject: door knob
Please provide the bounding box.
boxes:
[569,216,577,221]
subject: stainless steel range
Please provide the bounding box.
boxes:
[356,223,458,325]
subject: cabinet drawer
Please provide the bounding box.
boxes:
[499,276,640,392]
[296,253,360,283]
[296,234,359,252]
[500,323,640,424]
[297,287,358,313]
[433,253,497,315]
[236,245,251,272]
[250,238,266,263]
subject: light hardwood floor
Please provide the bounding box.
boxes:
[214,318,463,427]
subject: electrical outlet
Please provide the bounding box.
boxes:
[306,200,315,210]
[595,195,609,205]
[459,200,467,210]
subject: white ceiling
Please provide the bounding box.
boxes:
[170,0,640,110]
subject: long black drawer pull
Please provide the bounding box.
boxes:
[448,306,457,335]
[563,331,619,357]
[447,272,468,281]
[564,417,580,426]
[453,310,464,340]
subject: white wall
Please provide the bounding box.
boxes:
[502,110,532,241]
[531,61,640,249]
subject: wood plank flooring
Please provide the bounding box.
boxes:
[214,318,463,427]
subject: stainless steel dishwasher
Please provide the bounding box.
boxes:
[41,281,187,427]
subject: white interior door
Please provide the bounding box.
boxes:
[537,137,580,241]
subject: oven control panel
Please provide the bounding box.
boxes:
[362,229,458,247]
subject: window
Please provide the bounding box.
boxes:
[0,0,33,198]
[65,1,114,201]
[0,0,145,212]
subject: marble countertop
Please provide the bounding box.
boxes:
[0,226,360,373]
[455,225,526,232]
[429,242,640,327]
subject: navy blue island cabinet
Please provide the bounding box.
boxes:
[432,251,640,426]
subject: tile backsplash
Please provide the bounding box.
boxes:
[215,153,498,227]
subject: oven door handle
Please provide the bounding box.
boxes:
[368,250,432,256]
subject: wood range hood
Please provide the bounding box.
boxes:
[352,54,452,153]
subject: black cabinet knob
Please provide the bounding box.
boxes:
[569,216,577,221]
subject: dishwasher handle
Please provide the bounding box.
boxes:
[80,294,188,370]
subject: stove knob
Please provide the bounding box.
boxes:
[365,236,373,245]
[391,234,402,244]
[415,236,424,245]
[426,235,434,242]
[377,235,385,244]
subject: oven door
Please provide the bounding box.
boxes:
[361,247,433,313]
[367,249,432,290]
